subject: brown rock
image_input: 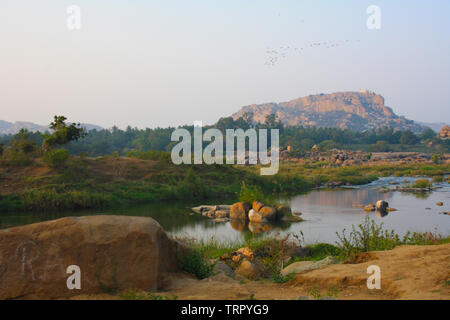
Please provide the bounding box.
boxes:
[230,202,251,220]
[364,204,376,212]
[259,206,278,221]
[440,125,450,139]
[235,260,260,280]
[276,205,292,219]
[282,216,304,222]
[236,247,254,261]
[215,210,229,219]
[0,216,179,299]
[248,209,264,223]
[252,201,265,212]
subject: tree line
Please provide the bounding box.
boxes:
[0,114,448,160]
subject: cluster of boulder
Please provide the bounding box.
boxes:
[282,149,368,167]
[191,205,232,222]
[213,245,338,281]
[281,148,450,166]
[192,202,303,224]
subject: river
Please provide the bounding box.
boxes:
[1,177,449,244]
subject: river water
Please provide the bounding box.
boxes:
[1,177,449,244]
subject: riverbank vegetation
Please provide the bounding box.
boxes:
[0,150,448,213]
[1,152,448,213]
[176,217,450,282]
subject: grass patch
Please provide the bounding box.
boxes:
[336,216,449,260]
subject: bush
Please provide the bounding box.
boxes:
[126,150,171,161]
[369,141,390,152]
[177,247,214,279]
[174,169,207,199]
[43,148,70,168]
[410,179,432,189]
[239,183,265,203]
[2,150,33,166]
[336,216,448,260]
[10,129,38,154]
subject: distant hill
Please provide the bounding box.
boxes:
[0,120,102,135]
[232,91,428,133]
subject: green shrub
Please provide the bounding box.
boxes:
[410,179,432,189]
[336,216,448,259]
[174,169,207,200]
[2,150,33,166]
[177,247,214,279]
[126,150,171,161]
[239,183,265,203]
[43,148,70,168]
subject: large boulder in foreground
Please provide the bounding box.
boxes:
[0,215,179,299]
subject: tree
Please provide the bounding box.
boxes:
[369,140,390,152]
[42,116,87,151]
[420,128,436,141]
[10,129,38,154]
[400,130,419,145]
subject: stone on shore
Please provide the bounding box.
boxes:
[0,215,179,299]
[280,256,339,277]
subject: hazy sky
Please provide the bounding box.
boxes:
[1,1,449,129]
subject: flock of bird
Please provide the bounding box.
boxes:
[264,39,362,67]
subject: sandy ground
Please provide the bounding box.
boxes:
[72,243,450,300]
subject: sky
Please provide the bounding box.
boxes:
[0,1,449,129]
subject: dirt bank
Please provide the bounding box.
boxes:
[72,243,449,300]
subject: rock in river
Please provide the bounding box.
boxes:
[230,202,251,220]
[248,209,265,223]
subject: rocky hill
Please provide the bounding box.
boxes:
[232,91,427,132]
[0,120,102,135]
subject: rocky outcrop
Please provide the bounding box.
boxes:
[440,125,450,139]
[0,216,179,299]
[232,91,426,133]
